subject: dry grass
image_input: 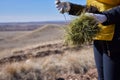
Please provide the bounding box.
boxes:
[0,62,42,80]
[0,46,95,80]
[0,24,96,80]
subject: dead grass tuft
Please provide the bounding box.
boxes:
[0,45,95,80]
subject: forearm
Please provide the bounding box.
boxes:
[68,3,85,16]
[102,6,120,25]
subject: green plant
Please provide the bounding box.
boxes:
[65,13,100,46]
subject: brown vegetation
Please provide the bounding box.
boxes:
[0,24,97,80]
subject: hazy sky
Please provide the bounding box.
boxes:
[0,0,86,22]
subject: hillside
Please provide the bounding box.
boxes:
[0,24,65,58]
[0,21,66,31]
[12,24,65,42]
[0,23,97,80]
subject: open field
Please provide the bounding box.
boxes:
[0,24,64,58]
[0,23,97,80]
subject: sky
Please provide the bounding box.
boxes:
[0,0,86,22]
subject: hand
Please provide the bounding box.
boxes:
[55,0,71,14]
[85,13,107,23]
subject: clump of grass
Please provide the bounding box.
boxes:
[65,13,100,46]
[2,62,42,80]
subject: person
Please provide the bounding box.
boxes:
[55,0,120,80]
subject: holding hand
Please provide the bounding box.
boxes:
[55,0,71,14]
[85,13,107,23]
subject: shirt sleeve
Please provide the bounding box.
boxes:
[102,6,120,25]
[68,3,85,16]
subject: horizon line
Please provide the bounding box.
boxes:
[0,20,71,24]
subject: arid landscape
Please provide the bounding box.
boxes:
[0,22,97,80]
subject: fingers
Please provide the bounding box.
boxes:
[55,0,62,9]
[84,13,107,23]
[55,1,64,13]
[55,0,61,4]
[84,13,94,17]
[55,4,64,13]
[94,14,107,23]
[55,3,62,8]
[55,3,63,11]
[55,1,70,14]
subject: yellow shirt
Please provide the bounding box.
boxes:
[87,0,120,40]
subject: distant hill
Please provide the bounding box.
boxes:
[0,21,68,31]
[12,24,65,42]
[0,24,66,57]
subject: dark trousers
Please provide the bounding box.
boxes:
[93,40,120,80]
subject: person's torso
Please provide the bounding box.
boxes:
[87,0,120,41]
[97,0,120,6]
